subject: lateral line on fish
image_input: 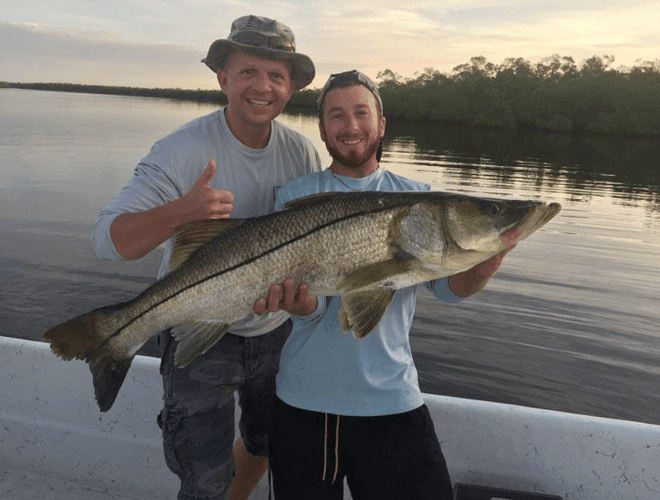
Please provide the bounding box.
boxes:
[102,203,402,344]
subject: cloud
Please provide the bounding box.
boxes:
[2,1,659,90]
[0,22,215,89]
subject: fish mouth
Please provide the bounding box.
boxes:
[513,201,562,239]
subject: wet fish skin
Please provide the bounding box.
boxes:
[43,190,561,411]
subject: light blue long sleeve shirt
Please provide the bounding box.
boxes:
[274,168,463,416]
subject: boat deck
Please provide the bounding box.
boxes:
[1,468,140,500]
[2,336,660,500]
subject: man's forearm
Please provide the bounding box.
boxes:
[448,249,508,298]
[110,161,234,260]
[110,201,186,260]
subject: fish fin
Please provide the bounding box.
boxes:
[280,192,350,211]
[171,219,245,270]
[339,289,396,339]
[171,322,230,367]
[89,354,133,412]
[43,306,133,412]
[43,311,105,361]
[337,257,417,292]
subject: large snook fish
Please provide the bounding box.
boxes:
[44,191,560,411]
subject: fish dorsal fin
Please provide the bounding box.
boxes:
[339,289,396,339]
[280,192,346,211]
[170,321,230,367]
[337,255,417,293]
[171,219,245,270]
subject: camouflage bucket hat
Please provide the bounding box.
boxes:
[202,15,315,90]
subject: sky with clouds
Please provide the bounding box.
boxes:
[2,1,659,90]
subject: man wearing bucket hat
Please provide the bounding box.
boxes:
[203,16,315,91]
[255,70,519,499]
[92,15,320,500]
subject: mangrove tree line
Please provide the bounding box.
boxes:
[3,54,660,137]
[375,54,660,136]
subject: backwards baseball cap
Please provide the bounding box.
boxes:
[317,70,383,113]
[202,15,315,90]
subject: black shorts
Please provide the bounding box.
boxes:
[268,397,453,500]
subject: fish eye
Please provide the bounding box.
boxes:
[488,203,501,216]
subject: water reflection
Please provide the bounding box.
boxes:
[383,121,660,205]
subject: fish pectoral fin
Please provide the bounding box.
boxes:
[171,322,230,367]
[339,289,396,339]
[171,219,246,270]
[337,257,417,292]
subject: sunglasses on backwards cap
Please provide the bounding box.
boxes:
[317,70,383,112]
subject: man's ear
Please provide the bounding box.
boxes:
[319,122,327,143]
[216,70,226,91]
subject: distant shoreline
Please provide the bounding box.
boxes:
[0,81,319,111]
[4,62,660,138]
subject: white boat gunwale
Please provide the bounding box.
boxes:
[2,336,659,500]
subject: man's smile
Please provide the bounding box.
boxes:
[340,136,363,146]
[248,98,271,107]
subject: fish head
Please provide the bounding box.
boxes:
[442,195,561,271]
[393,193,560,276]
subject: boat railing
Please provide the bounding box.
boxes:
[2,336,659,500]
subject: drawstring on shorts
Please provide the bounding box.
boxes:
[322,413,340,484]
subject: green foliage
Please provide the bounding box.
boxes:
[286,88,320,108]
[373,54,660,137]
[3,54,660,137]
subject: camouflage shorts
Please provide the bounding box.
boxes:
[157,320,292,500]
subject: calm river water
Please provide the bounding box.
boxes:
[1,88,659,424]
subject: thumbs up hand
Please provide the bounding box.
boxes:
[177,160,234,221]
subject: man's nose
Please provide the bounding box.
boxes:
[253,72,272,92]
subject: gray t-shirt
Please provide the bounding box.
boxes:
[92,107,321,336]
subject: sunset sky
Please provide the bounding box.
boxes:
[2,1,659,90]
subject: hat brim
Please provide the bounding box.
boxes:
[202,39,315,90]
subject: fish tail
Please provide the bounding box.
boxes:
[89,352,133,412]
[43,311,106,361]
[43,307,132,412]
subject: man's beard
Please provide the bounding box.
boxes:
[324,134,381,169]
